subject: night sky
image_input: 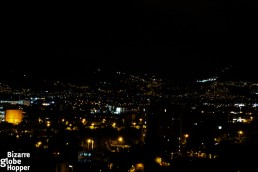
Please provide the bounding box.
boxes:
[3,1,258,79]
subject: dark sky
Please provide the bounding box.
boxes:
[54,1,257,74]
[3,1,258,79]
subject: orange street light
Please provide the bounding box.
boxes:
[184,134,189,139]
[238,130,243,140]
[118,137,123,142]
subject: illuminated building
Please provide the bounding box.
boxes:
[0,105,5,122]
[0,100,30,106]
[5,109,23,124]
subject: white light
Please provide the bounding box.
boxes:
[42,103,50,106]
[115,107,122,114]
[234,103,245,107]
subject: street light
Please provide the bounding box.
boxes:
[118,137,123,142]
[87,139,91,150]
[182,134,189,145]
[238,130,243,140]
[91,140,94,149]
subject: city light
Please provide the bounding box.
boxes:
[1,61,257,171]
[184,134,189,139]
[118,137,123,142]
[87,139,94,150]
[35,141,42,148]
[238,130,243,140]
